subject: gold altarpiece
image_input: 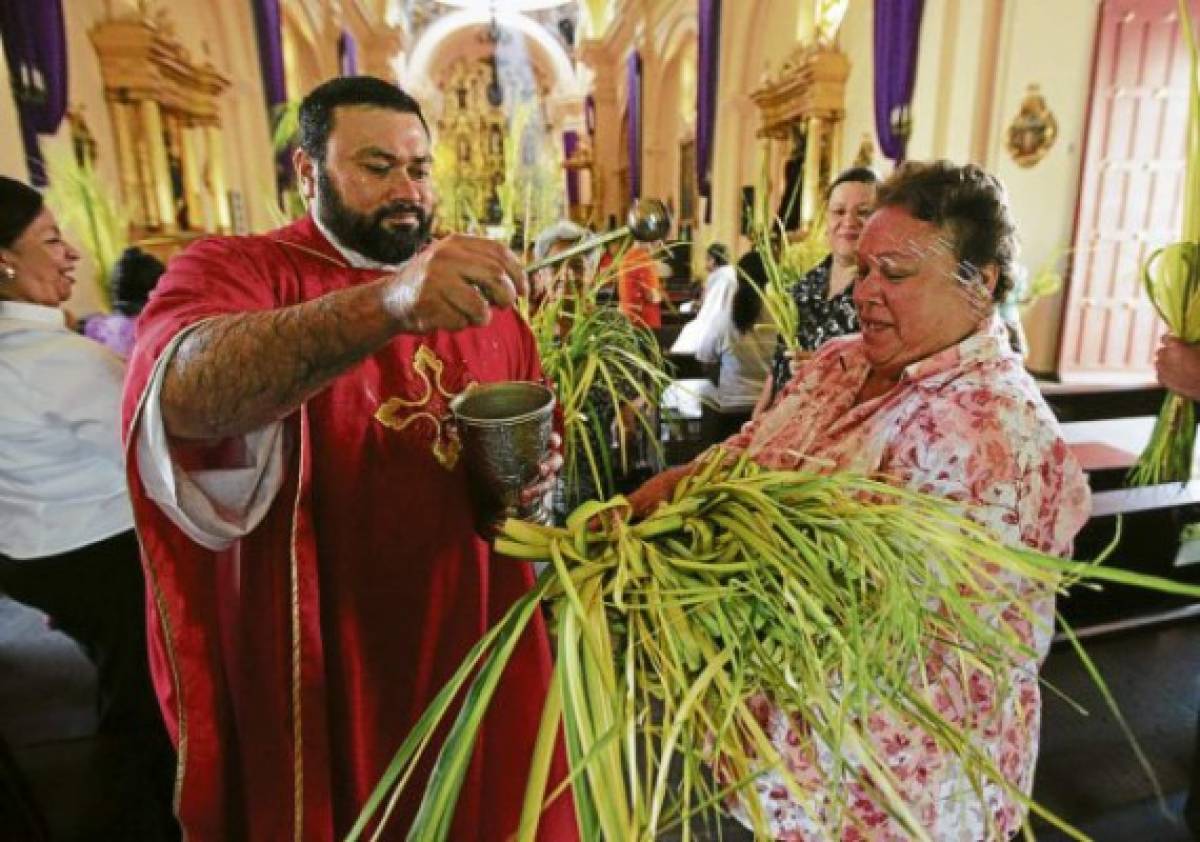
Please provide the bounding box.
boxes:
[751,44,849,231]
[90,12,232,255]
[434,59,509,230]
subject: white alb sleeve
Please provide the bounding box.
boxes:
[134,326,286,551]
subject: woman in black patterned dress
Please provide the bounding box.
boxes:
[755,167,879,414]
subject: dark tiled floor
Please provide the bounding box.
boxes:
[1031,619,1200,842]
[1,595,1197,840]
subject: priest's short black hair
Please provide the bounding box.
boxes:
[298,76,430,163]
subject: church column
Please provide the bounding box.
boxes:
[636,38,666,209]
[108,96,148,228]
[708,92,754,253]
[140,98,176,232]
[579,40,620,226]
[205,124,232,231]
[801,115,823,223]
[179,120,209,230]
[829,116,843,177]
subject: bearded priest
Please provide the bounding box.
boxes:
[122,76,577,842]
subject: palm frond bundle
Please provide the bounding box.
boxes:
[1130,0,1200,486]
[530,265,673,507]
[350,450,1200,841]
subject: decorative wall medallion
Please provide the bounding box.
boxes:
[1006,84,1059,168]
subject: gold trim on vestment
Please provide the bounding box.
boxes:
[127,320,216,842]
[290,407,307,842]
[374,345,475,470]
[269,238,350,269]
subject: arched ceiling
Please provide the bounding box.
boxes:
[405,8,581,101]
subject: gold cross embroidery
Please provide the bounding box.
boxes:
[374,345,474,470]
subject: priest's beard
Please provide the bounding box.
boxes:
[315,169,432,265]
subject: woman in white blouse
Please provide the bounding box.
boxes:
[694,249,779,437]
[0,176,176,839]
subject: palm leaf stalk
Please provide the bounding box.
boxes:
[351,449,1200,841]
[745,219,801,352]
[1130,0,1200,485]
[747,143,829,353]
[747,147,801,351]
[529,259,673,507]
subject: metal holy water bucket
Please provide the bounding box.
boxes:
[450,381,556,525]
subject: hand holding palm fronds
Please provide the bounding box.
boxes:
[1131,0,1200,486]
[350,450,1200,841]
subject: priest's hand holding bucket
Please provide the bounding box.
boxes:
[450,381,559,529]
[381,233,526,333]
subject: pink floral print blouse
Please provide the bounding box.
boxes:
[721,315,1091,841]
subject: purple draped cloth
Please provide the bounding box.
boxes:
[0,0,68,185]
[338,30,359,77]
[250,0,290,189]
[563,130,580,205]
[873,0,925,162]
[697,0,721,222]
[250,0,287,110]
[626,51,642,201]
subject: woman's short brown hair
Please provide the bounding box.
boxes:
[876,161,1018,302]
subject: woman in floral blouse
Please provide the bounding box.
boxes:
[628,161,1091,840]
[758,167,879,412]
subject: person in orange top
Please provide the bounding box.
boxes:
[618,241,663,328]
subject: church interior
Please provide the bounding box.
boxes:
[2,0,1200,839]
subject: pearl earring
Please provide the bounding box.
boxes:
[1,265,14,281]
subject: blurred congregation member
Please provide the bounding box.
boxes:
[756,166,879,414]
[695,249,778,439]
[84,246,165,358]
[671,242,735,356]
[530,219,593,312]
[618,237,664,328]
[0,175,176,839]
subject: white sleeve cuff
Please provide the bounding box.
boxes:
[134,325,287,551]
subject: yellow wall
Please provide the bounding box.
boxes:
[983,0,1099,374]
[644,10,697,231]
[57,0,122,316]
[836,0,877,174]
[836,0,1099,374]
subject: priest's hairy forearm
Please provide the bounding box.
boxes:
[160,281,404,440]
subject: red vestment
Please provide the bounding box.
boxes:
[122,216,577,841]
